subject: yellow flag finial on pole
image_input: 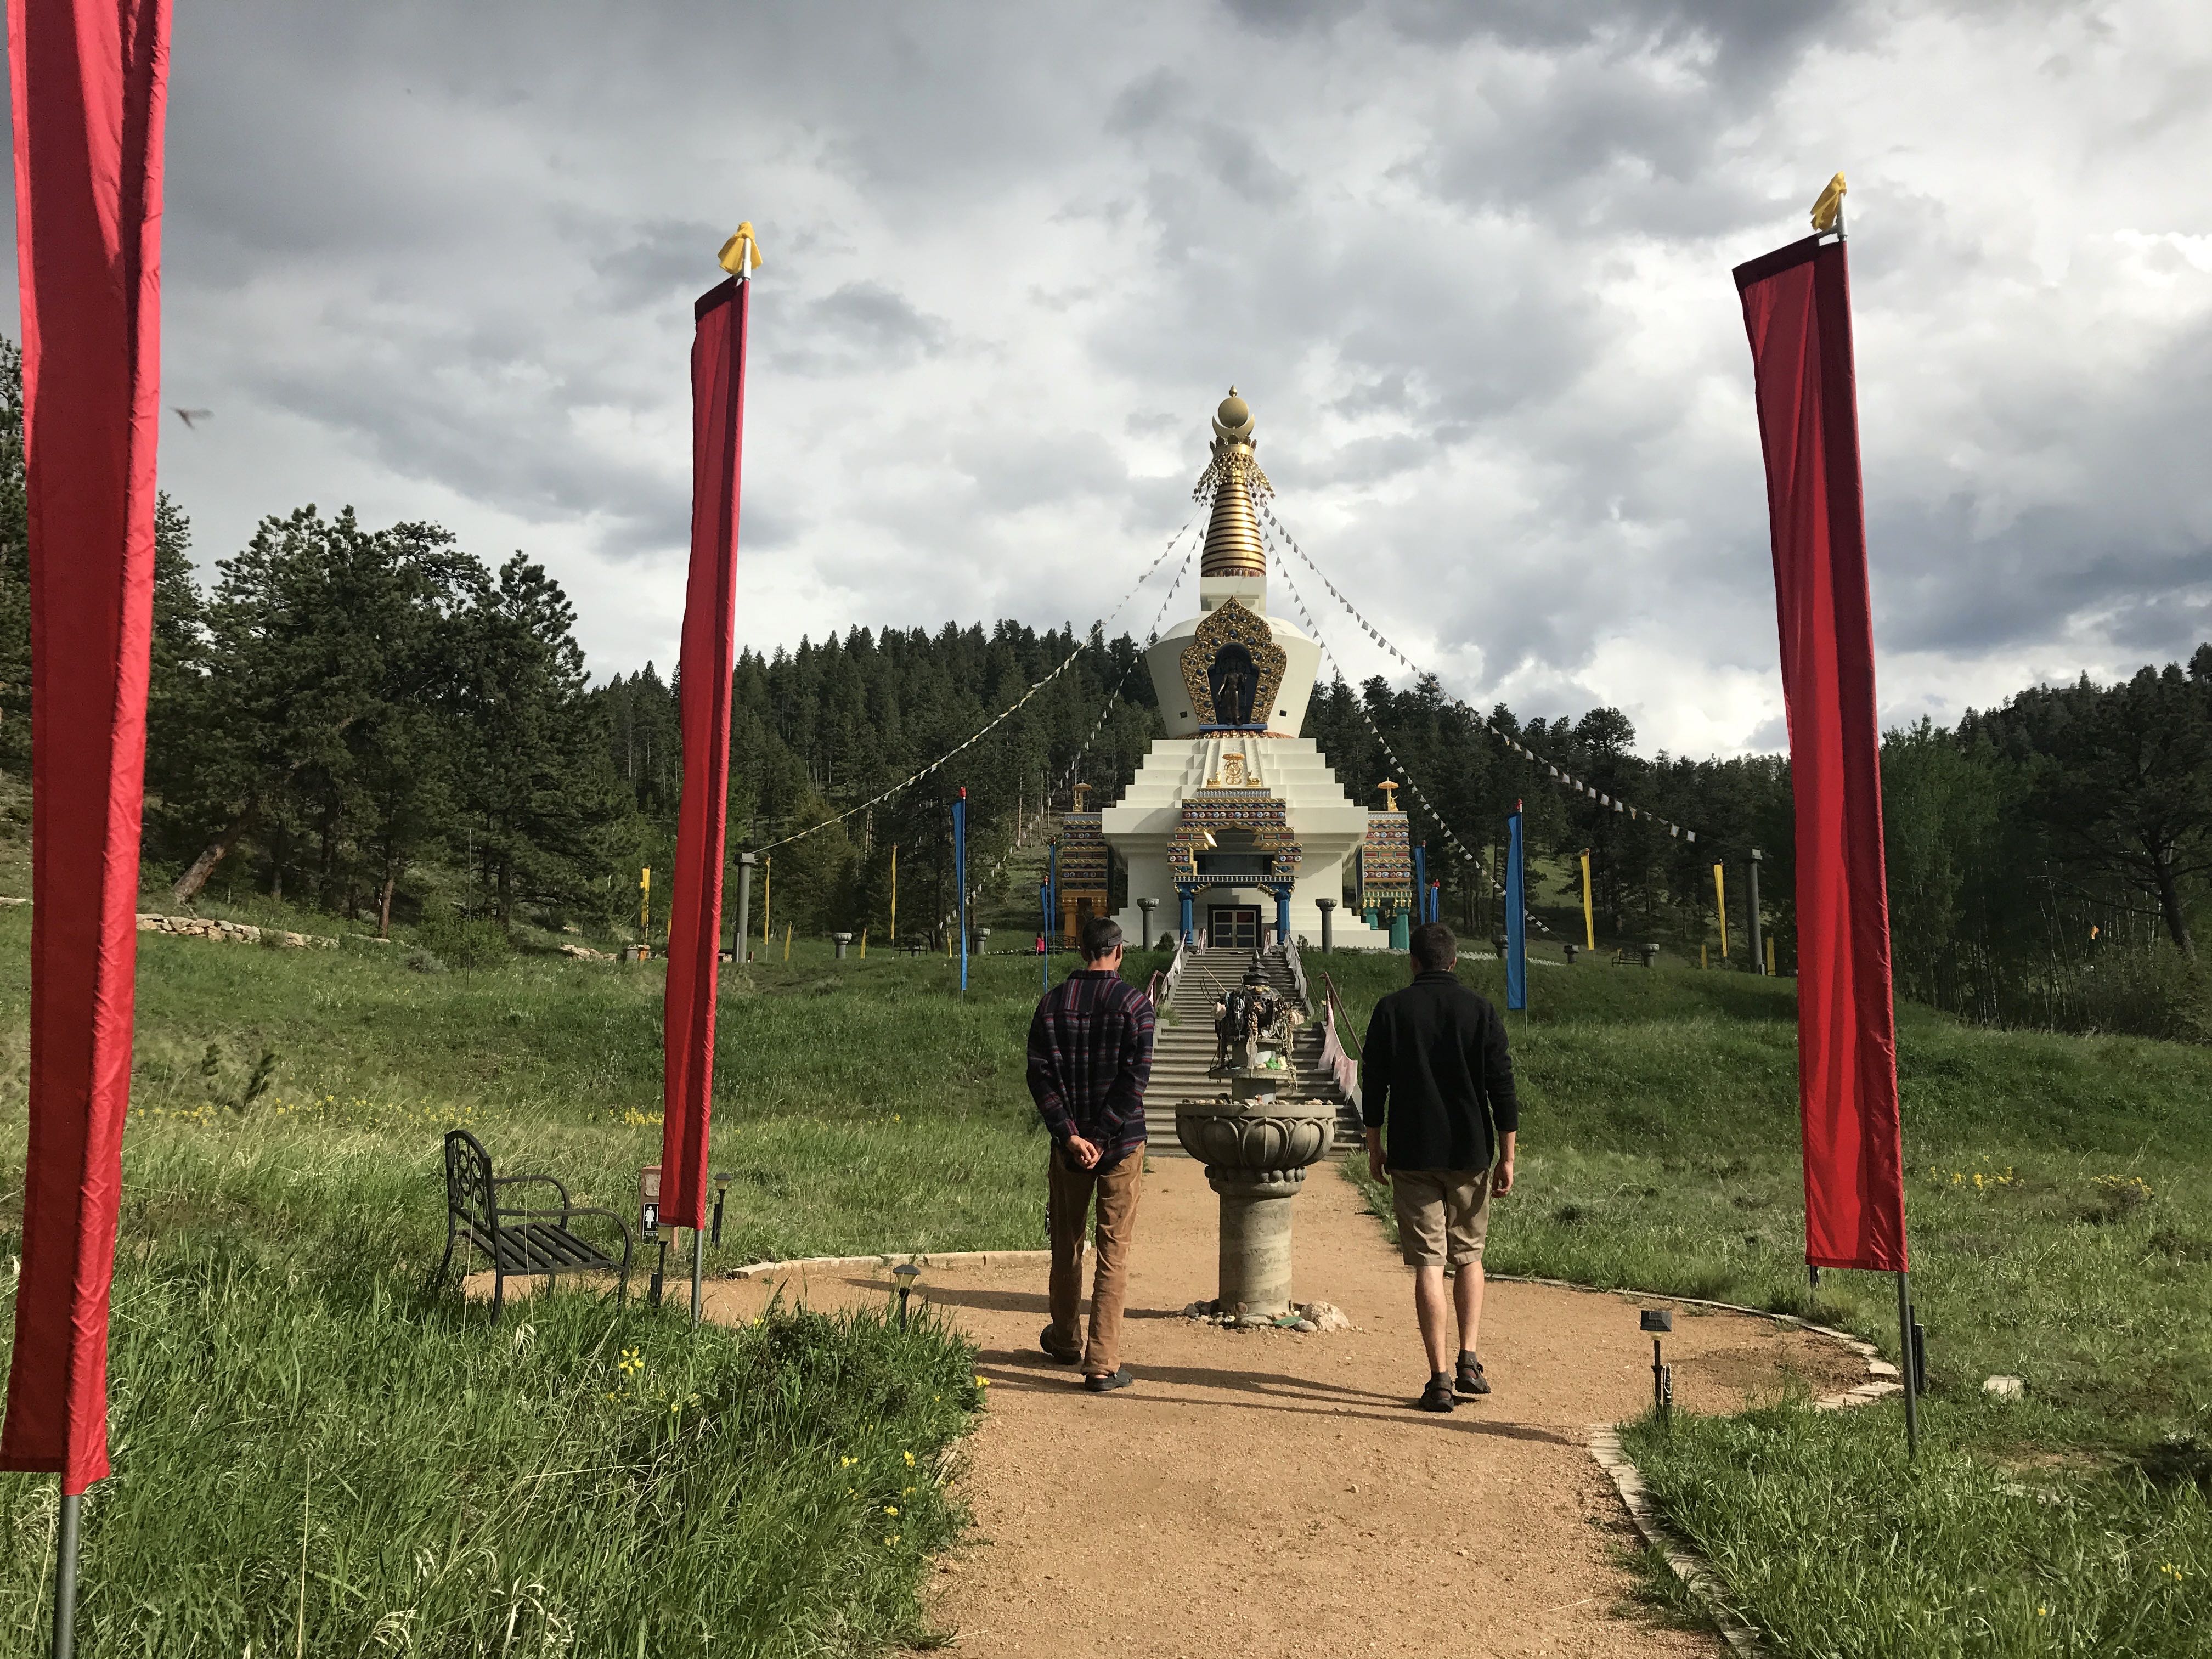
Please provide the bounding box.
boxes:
[1810,173,1847,234]
[718,222,763,277]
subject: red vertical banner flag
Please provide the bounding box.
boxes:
[1734,234,1908,1272]
[658,274,750,1228]
[0,0,171,1491]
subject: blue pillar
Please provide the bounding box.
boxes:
[1389,910,1410,950]
[1178,889,1194,941]
[953,790,969,996]
[1506,804,1527,1011]
[1413,845,1428,923]
[1275,887,1291,944]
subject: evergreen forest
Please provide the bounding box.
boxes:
[0,339,2205,1037]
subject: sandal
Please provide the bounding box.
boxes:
[1039,1326,1081,1364]
[1418,1374,1457,1413]
[1455,1354,1490,1397]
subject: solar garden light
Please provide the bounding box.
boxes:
[894,1261,922,1330]
[1642,943,1660,968]
[1562,942,1579,965]
[1641,1307,1674,1423]
[640,1164,667,1307]
[834,930,853,958]
[710,1171,732,1246]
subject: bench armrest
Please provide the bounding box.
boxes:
[493,1172,572,1209]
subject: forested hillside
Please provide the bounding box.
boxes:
[0,340,2203,1034]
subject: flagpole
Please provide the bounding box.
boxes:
[51,1488,80,1659]
[691,1224,705,1332]
[1895,1269,1920,1458]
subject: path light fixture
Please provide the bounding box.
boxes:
[1562,943,1578,966]
[1642,943,1661,968]
[640,1165,667,1307]
[894,1261,922,1330]
[833,931,853,959]
[1640,1308,1674,1424]
[711,1171,732,1246]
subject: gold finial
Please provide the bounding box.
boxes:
[1810,173,1846,234]
[1378,780,1400,812]
[718,222,763,276]
[1194,386,1269,578]
[1072,783,1092,811]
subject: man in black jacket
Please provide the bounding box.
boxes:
[1361,921,1519,1413]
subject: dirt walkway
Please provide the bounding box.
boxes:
[702,1159,1861,1659]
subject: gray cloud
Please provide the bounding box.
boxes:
[4,0,2205,752]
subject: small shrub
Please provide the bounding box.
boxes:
[415,906,510,971]
[404,947,447,974]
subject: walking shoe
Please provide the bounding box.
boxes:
[1455,1353,1490,1397]
[1082,1366,1134,1393]
[1039,1326,1081,1364]
[1418,1374,1457,1413]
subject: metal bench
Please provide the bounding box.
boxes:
[427,1128,633,1322]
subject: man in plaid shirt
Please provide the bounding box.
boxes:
[1027,915,1155,1392]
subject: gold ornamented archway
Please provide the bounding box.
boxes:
[1178,598,1287,727]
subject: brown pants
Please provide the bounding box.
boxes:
[1047,1143,1146,1375]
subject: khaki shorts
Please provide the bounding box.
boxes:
[1390,1166,1493,1267]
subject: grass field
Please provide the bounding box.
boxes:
[4,900,2210,1655]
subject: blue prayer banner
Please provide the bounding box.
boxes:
[1505,808,1527,1011]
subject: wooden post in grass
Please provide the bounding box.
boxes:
[1748,848,1765,974]
[1712,862,1728,958]
[1579,849,1595,952]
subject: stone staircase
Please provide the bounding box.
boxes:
[1142,946,1356,1155]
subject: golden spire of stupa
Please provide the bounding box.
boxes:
[1192,387,1272,579]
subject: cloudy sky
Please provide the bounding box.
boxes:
[10,1,2210,755]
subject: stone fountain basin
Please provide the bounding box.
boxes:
[1173,1091,1336,1175]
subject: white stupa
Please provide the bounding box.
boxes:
[1104,391,1396,951]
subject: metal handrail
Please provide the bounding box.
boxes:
[1318,969,1364,1114]
[1282,933,1310,1011]
[1160,930,1189,1008]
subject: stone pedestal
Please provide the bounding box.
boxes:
[1175,1045,1334,1320]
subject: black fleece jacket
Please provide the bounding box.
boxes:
[1359,969,1520,1172]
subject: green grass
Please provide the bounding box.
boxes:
[1321,947,2212,1655]
[7,899,2212,1654]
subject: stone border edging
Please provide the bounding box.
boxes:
[725,1248,1057,1280]
[1487,1274,1903,1658]
[1587,1425,1764,1657]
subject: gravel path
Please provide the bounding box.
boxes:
[703,1157,1861,1658]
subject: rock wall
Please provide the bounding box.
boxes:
[134,913,338,950]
